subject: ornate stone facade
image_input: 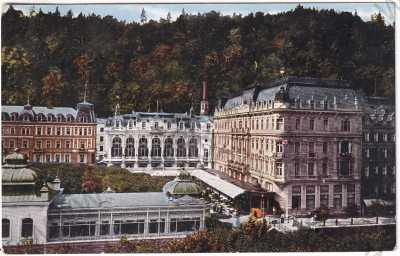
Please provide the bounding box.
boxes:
[213,77,363,215]
[96,111,213,169]
[1,101,97,164]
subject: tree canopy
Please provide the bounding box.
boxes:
[2,5,394,117]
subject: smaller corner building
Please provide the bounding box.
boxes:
[1,100,96,164]
[361,97,396,204]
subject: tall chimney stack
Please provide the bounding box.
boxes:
[200,81,209,115]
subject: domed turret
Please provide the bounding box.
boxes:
[2,149,38,185]
[163,171,202,198]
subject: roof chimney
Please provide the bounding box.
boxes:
[202,81,208,100]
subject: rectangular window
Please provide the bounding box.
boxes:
[323,142,328,154]
[56,128,61,135]
[322,161,328,176]
[65,154,70,163]
[167,122,171,129]
[46,141,51,149]
[55,154,61,163]
[46,154,51,162]
[306,185,315,209]
[80,154,84,163]
[276,162,283,176]
[66,128,71,135]
[365,133,370,142]
[149,219,166,234]
[36,140,42,149]
[100,146,103,152]
[320,185,329,207]
[291,186,301,209]
[308,162,314,176]
[294,162,300,177]
[294,142,300,153]
[276,141,283,153]
[100,136,104,142]
[308,142,314,154]
[37,127,42,135]
[100,127,104,132]
[276,118,283,130]
[100,221,110,236]
[56,141,61,149]
[347,184,355,206]
[9,140,15,149]
[84,128,87,136]
[323,119,328,130]
[65,141,70,149]
[22,140,28,148]
[295,118,300,130]
[365,166,369,177]
[47,127,52,135]
[333,185,342,209]
[309,119,314,130]
[155,122,159,129]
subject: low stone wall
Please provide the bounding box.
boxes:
[3,238,175,254]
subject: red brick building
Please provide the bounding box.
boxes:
[1,101,96,164]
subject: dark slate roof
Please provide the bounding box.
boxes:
[224,87,257,109]
[49,192,205,210]
[2,105,77,116]
[221,76,364,109]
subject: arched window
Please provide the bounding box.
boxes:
[11,113,18,121]
[23,114,31,122]
[2,219,10,238]
[151,138,161,157]
[48,114,55,122]
[189,138,198,157]
[66,114,74,122]
[177,137,186,157]
[138,137,148,157]
[57,114,65,122]
[164,138,174,157]
[125,137,135,157]
[37,113,46,122]
[111,137,122,157]
[21,218,33,238]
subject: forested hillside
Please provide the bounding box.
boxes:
[2,5,394,117]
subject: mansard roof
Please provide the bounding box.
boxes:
[2,105,77,117]
[49,192,204,210]
[220,76,364,110]
[101,111,212,126]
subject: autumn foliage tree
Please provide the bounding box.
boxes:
[81,166,103,193]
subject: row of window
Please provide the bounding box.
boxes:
[33,153,86,163]
[216,117,351,132]
[2,126,94,137]
[226,138,351,156]
[291,184,356,210]
[365,147,393,159]
[3,112,91,123]
[364,166,395,177]
[3,139,94,150]
[112,120,211,131]
[110,137,201,158]
[47,217,200,239]
[364,132,395,143]
[2,218,32,239]
[248,158,352,177]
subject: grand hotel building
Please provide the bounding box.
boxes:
[213,77,363,215]
[1,101,96,164]
[96,82,213,169]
